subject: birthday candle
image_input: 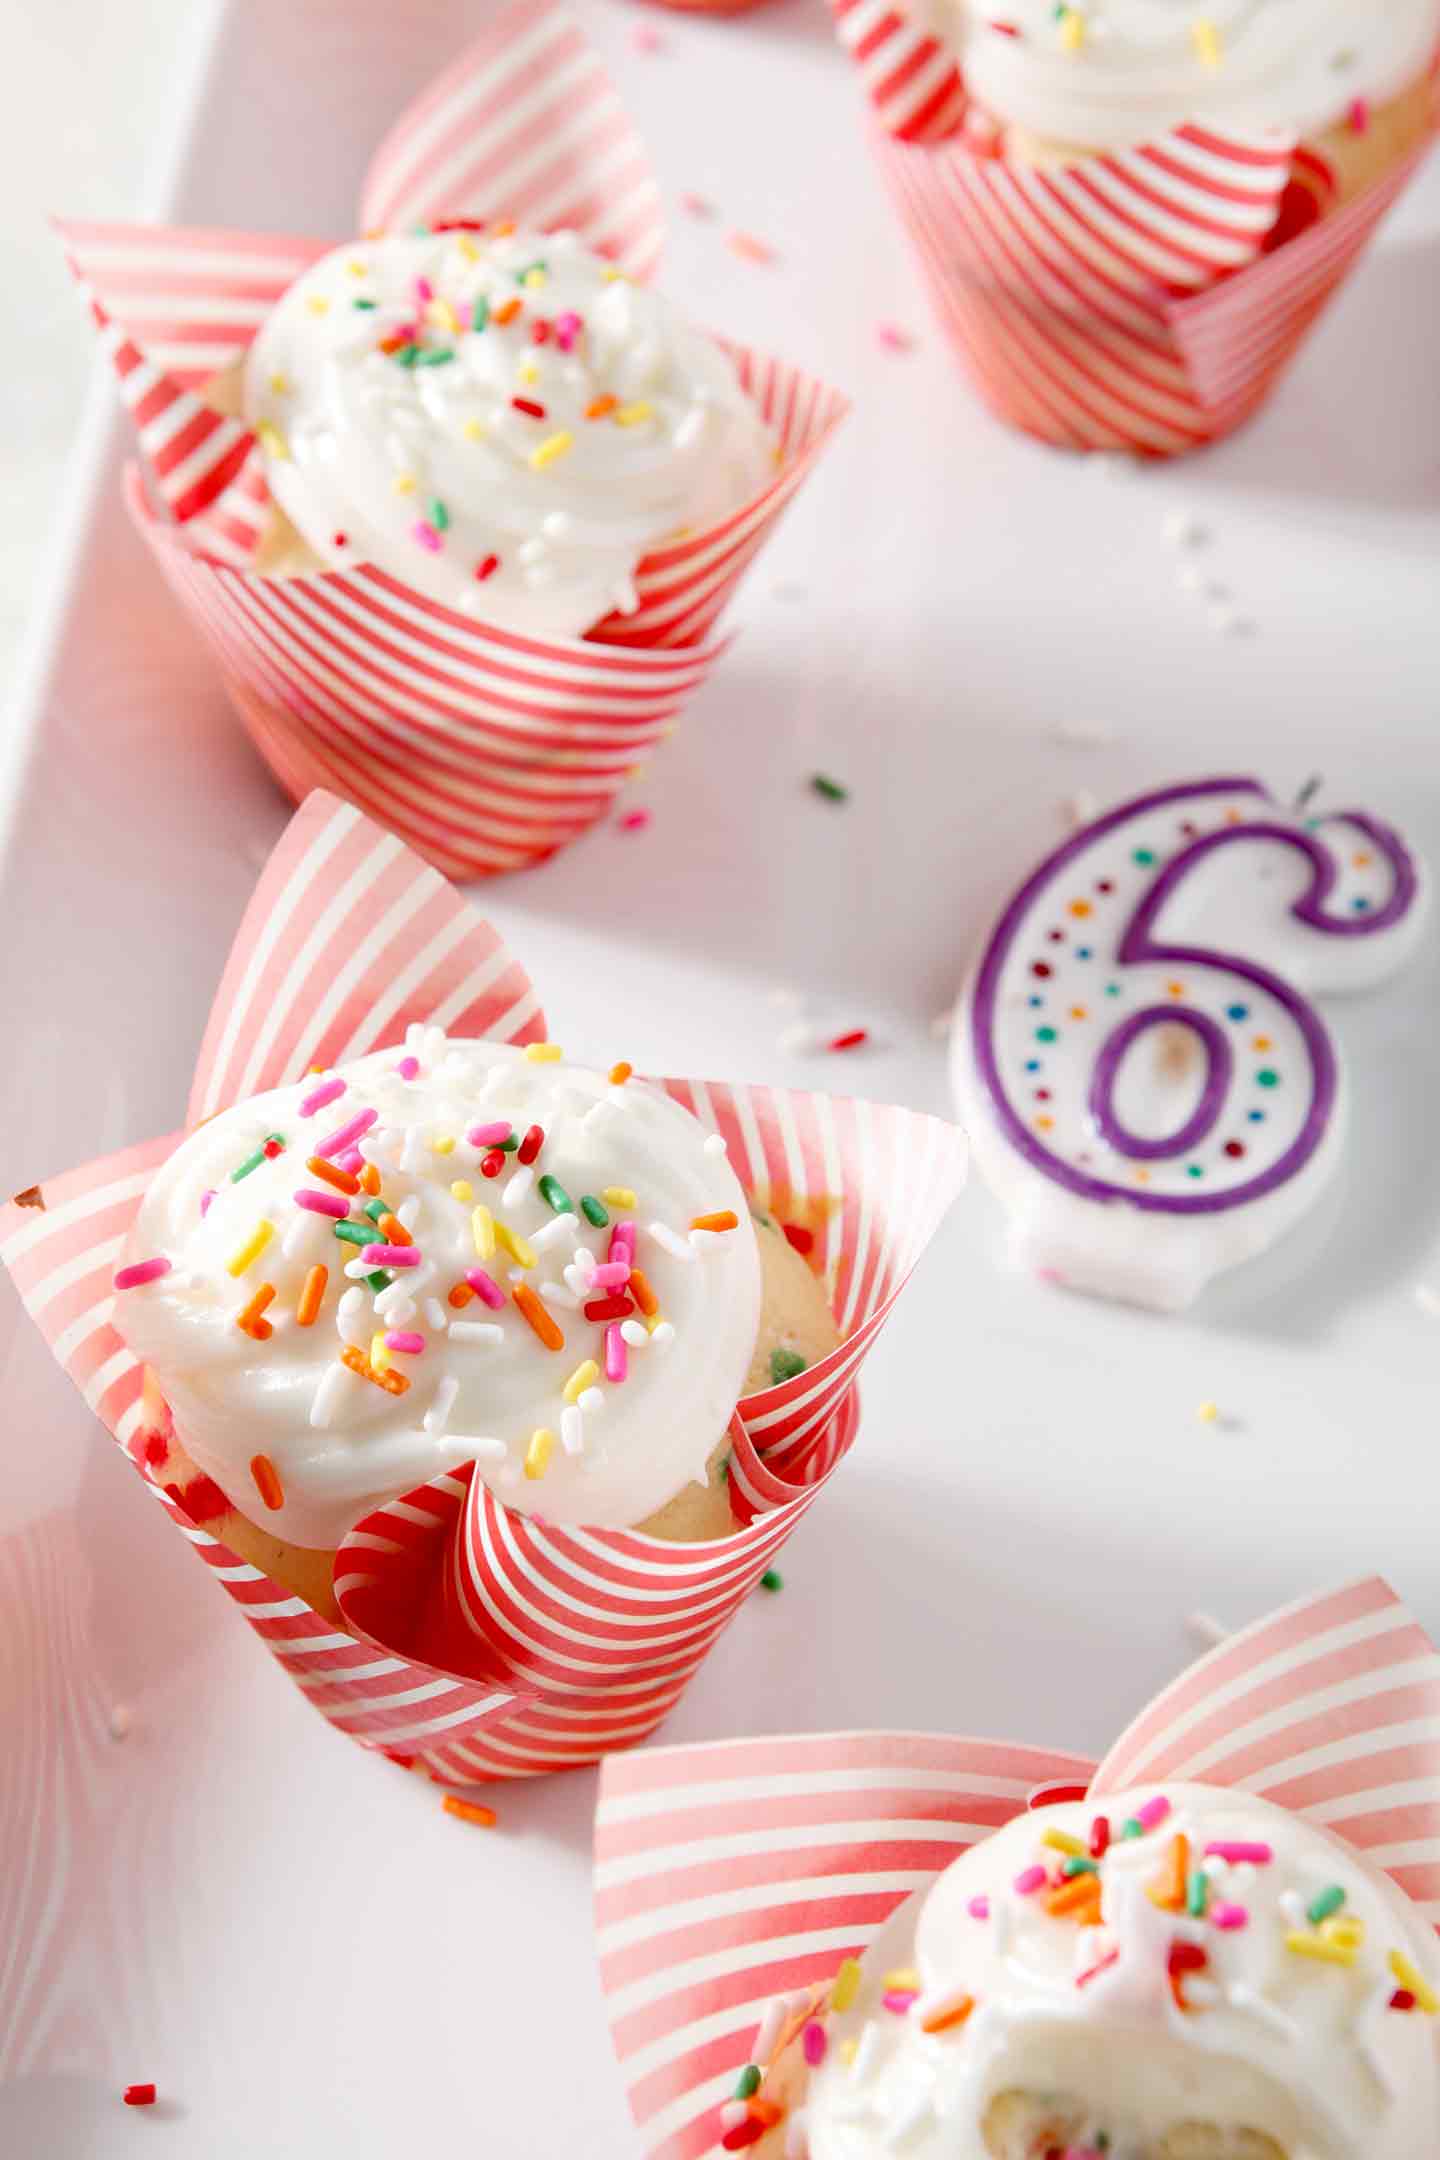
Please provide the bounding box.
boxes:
[952,777,1426,1311]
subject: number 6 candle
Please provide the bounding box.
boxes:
[952,777,1427,1311]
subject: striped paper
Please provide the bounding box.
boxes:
[57,0,847,873]
[832,0,1436,456]
[1,794,965,1782]
[595,1577,1440,2160]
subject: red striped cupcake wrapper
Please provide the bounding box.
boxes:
[832,0,1437,456]
[596,1575,1440,2159]
[57,0,848,877]
[0,793,966,1784]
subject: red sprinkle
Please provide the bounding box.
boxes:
[333,531,348,548]
[721,2123,765,2153]
[511,396,547,419]
[518,1124,544,1165]
[1168,1942,1208,1976]
[1089,1814,1110,1859]
[123,2085,157,2108]
[619,808,652,833]
[584,1295,633,1323]
[531,318,552,344]
[781,1222,813,1256]
[262,1137,285,1159]
[481,1149,506,1179]
[1392,1989,1418,2012]
[828,1028,869,1052]
[140,1428,168,1471]
[475,554,500,582]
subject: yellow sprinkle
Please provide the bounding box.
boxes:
[494,1220,536,1270]
[882,1967,920,1992]
[471,1205,496,1260]
[430,1136,455,1157]
[462,418,486,442]
[257,421,290,462]
[1390,1950,1439,2013]
[347,258,367,276]
[393,472,417,496]
[1042,1829,1087,1857]
[226,1220,275,1277]
[602,1187,637,1208]
[831,1958,863,2013]
[517,359,540,385]
[645,1309,666,1334]
[268,371,290,396]
[524,1042,564,1062]
[523,267,547,289]
[451,1180,474,1202]
[839,2037,858,2066]
[529,430,574,472]
[525,1427,555,1479]
[370,1330,391,1373]
[603,267,625,283]
[428,298,461,334]
[614,401,653,428]
[1323,1917,1365,1948]
[1197,1401,1220,1424]
[455,234,480,261]
[1286,1931,1356,1969]
[564,1359,600,1405]
[306,294,330,315]
[1192,16,1222,66]
[1058,6,1085,51]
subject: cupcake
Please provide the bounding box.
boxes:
[728,1784,1440,2156]
[831,0,1439,454]
[61,0,847,874]
[116,1039,840,1624]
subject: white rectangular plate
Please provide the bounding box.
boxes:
[3,0,1439,2148]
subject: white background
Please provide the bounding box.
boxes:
[2,0,1439,2151]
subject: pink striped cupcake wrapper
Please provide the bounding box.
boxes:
[57,0,848,878]
[0,792,966,1784]
[596,1574,1440,2159]
[831,0,1437,457]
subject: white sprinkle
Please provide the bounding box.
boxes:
[336,1285,368,1343]
[400,1124,426,1173]
[611,574,639,616]
[884,2087,933,2143]
[1279,1890,1307,1927]
[375,1274,424,1318]
[108,1704,132,1741]
[650,1321,676,1349]
[310,1361,356,1428]
[674,407,707,451]
[583,1097,618,1131]
[1185,1979,1221,2012]
[424,1374,459,1433]
[620,1320,649,1348]
[1229,1983,1300,2042]
[542,1280,581,1311]
[379,1294,417,1327]
[504,1165,536,1210]
[690,1227,734,1253]
[572,1245,597,1281]
[425,1297,448,1331]
[850,2023,880,2082]
[578,1386,605,1414]
[784,2112,809,2160]
[448,1322,504,1346]
[282,1209,328,1261]
[718,2102,748,2135]
[396,1196,421,1231]
[344,1258,373,1281]
[752,1996,787,2065]
[703,1132,727,1157]
[1162,509,1207,548]
[560,1405,585,1456]
[648,1221,694,1263]
[442,1433,507,1463]
[543,510,572,539]
[524,562,557,590]
[518,536,547,566]
[531,1211,579,1251]
[778,1022,821,1055]
[507,1267,526,1285]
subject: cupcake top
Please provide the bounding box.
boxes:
[241,225,776,640]
[115,1035,762,1547]
[946,4,1440,151]
[800,1783,1440,2158]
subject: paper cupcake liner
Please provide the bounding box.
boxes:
[58,0,848,875]
[1,793,965,1784]
[831,0,1437,456]
[595,1576,1440,2158]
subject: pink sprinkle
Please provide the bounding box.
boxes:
[1135,1795,1172,1832]
[800,2019,827,2067]
[680,191,712,220]
[294,1188,349,1219]
[882,1990,918,2016]
[1076,1950,1119,1989]
[415,276,434,303]
[316,1108,378,1160]
[395,1056,421,1081]
[726,229,776,266]
[1348,96,1369,133]
[554,310,583,352]
[300,1076,346,1117]
[466,1267,506,1310]
[605,1322,628,1383]
[609,1221,636,1266]
[413,520,443,553]
[1014,1865,1048,1896]
[113,1257,171,1292]
[1211,1903,1250,1930]
[468,1121,512,1147]
[1204,1841,1272,1866]
[967,1895,990,1921]
[876,322,912,353]
[337,1149,365,1177]
[619,808,652,833]
[385,1330,426,1355]
[630,20,662,50]
[590,1262,631,1290]
[361,1244,420,1268]
[200,1189,216,1218]
[719,2102,749,2133]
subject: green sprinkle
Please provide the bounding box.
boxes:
[352,297,378,310]
[230,1135,284,1183]
[1187,1869,1209,1919]
[472,295,490,333]
[760,1569,783,1593]
[497,1134,521,1152]
[363,1199,388,1224]
[734,2067,761,2101]
[538,1173,573,1214]
[1063,1857,1099,1878]
[395,343,421,368]
[333,1221,371,1246]
[365,1269,392,1293]
[580,1195,610,1228]
[429,497,450,533]
[515,259,547,284]
[1308,1885,1346,1926]
[769,1347,808,1385]
[719,1454,731,1485]
[416,348,456,366]
[1120,1818,1144,1841]
[411,223,431,236]
[811,773,848,804]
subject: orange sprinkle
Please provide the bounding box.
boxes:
[341,1344,372,1381]
[340,1343,410,1396]
[920,1992,976,2036]
[747,2100,783,2131]
[514,1282,564,1351]
[442,1795,498,1828]
[307,1155,360,1195]
[377,1212,412,1246]
[691,1210,738,1233]
[628,1266,658,1316]
[1148,1832,1190,1913]
[587,394,619,421]
[296,1265,328,1327]
[250,1453,284,1511]
[448,1281,476,1309]
[236,1283,276,1340]
[491,219,515,238]
[492,296,522,326]
[360,1163,382,1196]
[607,1057,632,1083]
[1047,1874,1104,1920]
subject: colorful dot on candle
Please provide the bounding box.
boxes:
[1227,1003,1249,1021]
[1187,1164,1205,1179]
[1035,1116,1054,1132]
[1075,947,1093,960]
[1167,981,1186,998]
[1223,1140,1246,1158]
[1095,880,1114,895]
[1032,962,1052,978]
[1132,848,1156,866]
[1036,1026,1059,1043]
[1069,1006,1088,1021]
[1256,1069,1280,1089]
[1352,897,1372,914]
[1105,983,1122,997]
[1252,1036,1273,1053]
[1069,899,1092,918]
[1248,1109,1266,1123]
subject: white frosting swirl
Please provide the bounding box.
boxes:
[946,3,1440,149]
[242,227,775,638]
[116,1035,761,1547]
[802,1784,1440,2158]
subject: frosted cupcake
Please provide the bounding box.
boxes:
[728,1783,1440,2157]
[115,1037,838,1622]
